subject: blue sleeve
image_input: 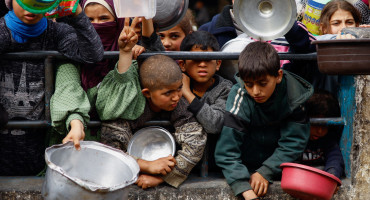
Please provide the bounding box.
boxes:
[324,141,345,179]
[284,21,317,53]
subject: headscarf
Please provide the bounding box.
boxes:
[80,0,125,90]
[4,10,47,43]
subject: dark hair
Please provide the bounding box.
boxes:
[319,0,361,34]
[140,55,182,91]
[177,9,195,35]
[306,89,340,118]
[238,41,280,80]
[180,30,220,52]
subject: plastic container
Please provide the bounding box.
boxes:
[302,0,331,35]
[280,163,341,200]
[113,0,156,19]
[16,0,61,14]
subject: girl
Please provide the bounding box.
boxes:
[318,0,361,38]
[158,10,194,51]
[0,0,103,175]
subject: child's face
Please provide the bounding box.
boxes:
[310,125,328,141]
[243,70,283,104]
[179,45,221,84]
[327,9,356,34]
[158,25,186,51]
[144,80,183,112]
[12,0,43,25]
[84,4,115,23]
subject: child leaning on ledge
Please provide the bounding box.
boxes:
[215,41,313,200]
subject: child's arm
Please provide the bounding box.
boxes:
[50,63,91,149]
[255,105,310,184]
[140,18,165,51]
[53,7,104,63]
[117,17,139,74]
[137,155,176,175]
[184,75,233,134]
[284,21,317,53]
[136,174,164,189]
[324,141,345,179]
[162,99,206,188]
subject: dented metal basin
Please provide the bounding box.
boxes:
[42,141,139,200]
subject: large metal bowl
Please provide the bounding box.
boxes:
[127,126,176,161]
[233,0,296,40]
[42,141,139,200]
[153,0,189,31]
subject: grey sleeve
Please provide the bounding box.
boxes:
[188,84,231,134]
[54,12,104,63]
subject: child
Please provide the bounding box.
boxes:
[179,31,232,135]
[179,31,232,172]
[0,0,103,175]
[215,41,313,199]
[299,89,345,179]
[100,53,206,189]
[157,10,194,51]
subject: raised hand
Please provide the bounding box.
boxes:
[118,17,140,53]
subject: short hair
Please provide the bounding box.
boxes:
[140,55,182,91]
[319,0,361,34]
[177,9,195,35]
[238,41,280,80]
[306,89,340,118]
[180,30,220,52]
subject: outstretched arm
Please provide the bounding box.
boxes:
[117,17,139,74]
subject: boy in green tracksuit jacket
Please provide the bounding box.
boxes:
[215,41,313,200]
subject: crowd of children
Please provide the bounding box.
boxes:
[0,0,369,199]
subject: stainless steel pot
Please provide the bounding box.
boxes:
[153,0,189,31]
[42,141,139,200]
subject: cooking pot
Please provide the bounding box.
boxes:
[153,0,189,31]
[42,141,139,200]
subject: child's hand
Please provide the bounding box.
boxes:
[242,190,258,200]
[119,17,140,53]
[336,32,356,39]
[138,155,176,175]
[359,24,370,28]
[135,174,164,189]
[250,172,269,197]
[132,45,145,59]
[62,119,85,150]
[181,73,196,104]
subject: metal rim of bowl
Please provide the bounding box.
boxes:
[127,126,176,159]
[153,0,189,32]
[45,141,140,192]
[233,0,297,41]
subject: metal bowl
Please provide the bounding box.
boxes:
[42,141,139,200]
[127,126,176,161]
[153,0,189,31]
[233,0,296,40]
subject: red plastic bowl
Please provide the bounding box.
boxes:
[280,163,341,200]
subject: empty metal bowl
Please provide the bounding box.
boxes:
[153,0,189,31]
[127,126,176,161]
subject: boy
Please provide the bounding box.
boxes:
[215,41,313,199]
[100,53,206,189]
[299,89,345,179]
[179,31,232,135]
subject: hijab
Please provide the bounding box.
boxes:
[80,0,125,90]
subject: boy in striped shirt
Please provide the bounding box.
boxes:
[215,41,313,200]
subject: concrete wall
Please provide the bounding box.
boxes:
[350,75,370,199]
